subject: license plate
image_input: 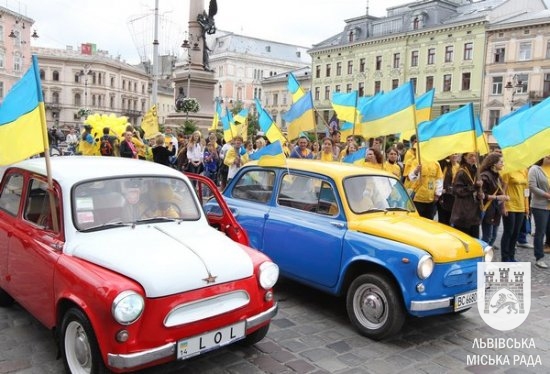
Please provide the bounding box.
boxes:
[177,321,245,360]
[454,290,477,311]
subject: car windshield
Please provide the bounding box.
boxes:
[73,176,201,231]
[343,175,415,214]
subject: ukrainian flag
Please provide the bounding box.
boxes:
[359,82,416,138]
[283,91,316,141]
[209,99,222,131]
[233,108,249,140]
[474,116,490,156]
[493,96,550,173]
[342,147,367,165]
[255,99,287,144]
[0,55,46,165]
[249,140,286,167]
[417,103,478,162]
[400,88,434,142]
[221,107,234,143]
[288,72,305,103]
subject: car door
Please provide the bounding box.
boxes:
[262,172,346,288]
[7,176,62,327]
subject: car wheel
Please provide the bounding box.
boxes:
[346,274,405,340]
[0,287,14,307]
[60,308,108,374]
[239,324,270,346]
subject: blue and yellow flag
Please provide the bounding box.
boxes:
[209,99,222,131]
[221,107,234,143]
[417,103,478,162]
[288,72,305,103]
[400,88,434,142]
[255,98,287,144]
[233,108,249,141]
[493,96,550,173]
[359,82,416,138]
[283,91,316,141]
[331,91,360,138]
[140,105,159,138]
[0,55,47,165]
[342,147,367,165]
[249,140,286,167]
[474,116,490,156]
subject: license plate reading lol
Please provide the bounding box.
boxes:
[177,321,245,360]
[454,290,477,311]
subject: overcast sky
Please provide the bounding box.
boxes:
[14,0,411,64]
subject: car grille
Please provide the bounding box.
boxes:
[164,291,250,327]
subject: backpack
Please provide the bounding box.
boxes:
[99,136,113,156]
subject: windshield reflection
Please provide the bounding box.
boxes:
[344,175,415,214]
[73,177,201,230]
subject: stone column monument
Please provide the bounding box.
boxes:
[166,0,217,132]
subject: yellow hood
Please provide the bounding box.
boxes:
[348,213,484,262]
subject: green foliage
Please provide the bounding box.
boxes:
[77,108,92,118]
[183,120,198,135]
[176,97,201,113]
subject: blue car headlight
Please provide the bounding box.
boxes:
[417,255,434,280]
[484,245,494,262]
[112,291,144,325]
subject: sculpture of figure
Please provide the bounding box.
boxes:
[197,0,217,72]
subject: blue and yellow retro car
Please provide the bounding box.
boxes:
[214,159,493,340]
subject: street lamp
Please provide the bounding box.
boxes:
[79,64,93,112]
[505,74,523,111]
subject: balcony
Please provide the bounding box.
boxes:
[124,109,142,117]
[45,102,61,111]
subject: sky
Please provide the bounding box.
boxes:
[11,0,411,64]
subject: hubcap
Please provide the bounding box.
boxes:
[353,283,388,329]
[65,320,92,373]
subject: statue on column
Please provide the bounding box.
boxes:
[197,0,217,72]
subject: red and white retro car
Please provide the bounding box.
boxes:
[0,156,279,373]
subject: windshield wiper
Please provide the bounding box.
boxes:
[80,221,133,232]
[385,207,410,213]
[133,217,181,224]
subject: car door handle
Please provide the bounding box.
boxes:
[330,221,345,229]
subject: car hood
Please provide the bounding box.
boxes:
[68,223,254,297]
[348,213,484,262]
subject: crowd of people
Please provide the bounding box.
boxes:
[58,124,550,269]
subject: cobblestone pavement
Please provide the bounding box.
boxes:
[1,232,549,374]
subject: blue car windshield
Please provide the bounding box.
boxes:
[344,175,415,214]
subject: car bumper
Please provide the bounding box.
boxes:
[107,303,278,370]
[410,297,452,311]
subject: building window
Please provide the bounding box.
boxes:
[516,73,528,93]
[544,73,550,97]
[445,46,453,63]
[315,87,320,100]
[0,82,3,100]
[443,74,452,92]
[358,82,364,97]
[426,76,434,91]
[0,52,4,69]
[492,76,503,95]
[335,84,341,93]
[519,42,532,61]
[376,56,382,70]
[462,72,471,91]
[393,53,400,69]
[413,17,420,30]
[411,51,419,67]
[324,86,330,100]
[410,78,417,94]
[359,58,366,72]
[315,65,321,78]
[52,92,59,104]
[40,70,46,80]
[273,93,278,106]
[392,79,399,89]
[427,48,435,65]
[489,110,500,129]
[546,42,550,59]
[463,43,473,60]
[374,81,381,94]
[346,83,352,93]
[110,96,114,109]
[440,105,450,114]
[347,60,353,74]
[336,62,342,76]
[494,47,505,63]
[326,64,331,77]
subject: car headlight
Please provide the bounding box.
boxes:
[484,245,494,262]
[258,262,279,290]
[417,255,434,280]
[112,291,144,325]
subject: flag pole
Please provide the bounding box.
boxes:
[32,55,59,232]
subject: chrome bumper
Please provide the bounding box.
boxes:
[410,297,451,311]
[107,303,278,370]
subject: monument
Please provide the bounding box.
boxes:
[166,0,217,131]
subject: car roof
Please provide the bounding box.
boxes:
[10,156,184,185]
[245,159,394,180]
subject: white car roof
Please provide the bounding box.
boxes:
[10,156,185,187]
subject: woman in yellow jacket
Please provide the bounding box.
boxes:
[404,155,443,219]
[500,168,529,262]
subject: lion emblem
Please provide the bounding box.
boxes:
[490,293,518,314]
